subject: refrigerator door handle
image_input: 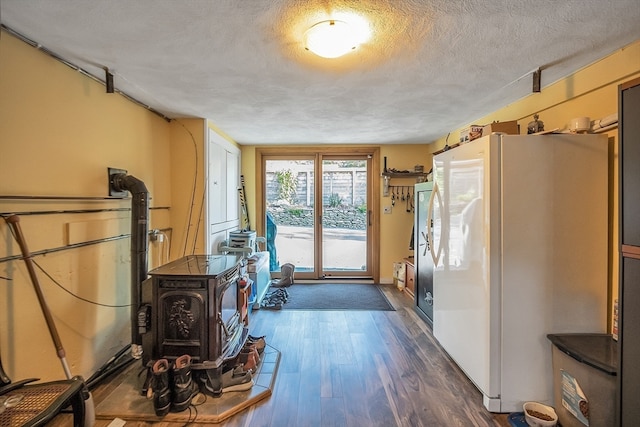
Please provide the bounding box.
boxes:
[427,182,443,266]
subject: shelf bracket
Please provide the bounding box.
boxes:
[532,68,541,93]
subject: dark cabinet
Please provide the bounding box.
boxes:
[620,79,640,248]
[618,76,640,427]
[619,256,640,426]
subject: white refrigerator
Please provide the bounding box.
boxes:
[428,133,608,412]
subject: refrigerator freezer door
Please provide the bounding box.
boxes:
[432,135,501,404]
[498,134,608,410]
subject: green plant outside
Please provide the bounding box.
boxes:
[328,192,343,207]
[287,207,304,217]
[275,169,298,204]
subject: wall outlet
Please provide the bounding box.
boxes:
[383,206,392,214]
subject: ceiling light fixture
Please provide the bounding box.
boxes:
[304,20,358,58]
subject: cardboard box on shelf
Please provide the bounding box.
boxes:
[482,120,519,136]
[459,125,484,143]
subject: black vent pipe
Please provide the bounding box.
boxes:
[109,173,148,357]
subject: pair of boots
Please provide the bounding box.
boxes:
[237,335,266,372]
[272,263,295,287]
[238,347,260,372]
[151,354,200,416]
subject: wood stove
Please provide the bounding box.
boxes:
[139,255,248,393]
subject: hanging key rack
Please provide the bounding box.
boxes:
[387,185,415,213]
[381,161,427,214]
[382,171,427,197]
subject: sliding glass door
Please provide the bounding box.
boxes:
[264,157,316,274]
[263,152,374,279]
[321,157,369,274]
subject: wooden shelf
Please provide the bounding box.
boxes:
[432,143,461,155]
[381,171,427,179]
[382,172,428,196]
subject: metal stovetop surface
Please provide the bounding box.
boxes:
[148,254,241,277]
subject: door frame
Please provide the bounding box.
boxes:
[256,146,380,282]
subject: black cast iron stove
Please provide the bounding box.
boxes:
[139,254,248,394]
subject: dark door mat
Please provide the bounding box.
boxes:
[280,283,395,311]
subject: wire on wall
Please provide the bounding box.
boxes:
[173,120,202,257]
[0,207,130,217]
[191,185,206,255]
[0,234,129,264]
[2,221,131,308]
[32,259,132,308]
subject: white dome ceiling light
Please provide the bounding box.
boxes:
[304,19,367,58]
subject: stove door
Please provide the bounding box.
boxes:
[157,289,207,361]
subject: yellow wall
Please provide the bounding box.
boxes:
[168,118,207,259]
[378,145,432,280]
[0,30,173,381]
[166,118,241,260]
[430,42,640,152]
[240,145,258,229]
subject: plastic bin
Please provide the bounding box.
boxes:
[547,333,617,427]
[393,262,405,290]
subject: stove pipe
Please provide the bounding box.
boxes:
[110,173,149,355]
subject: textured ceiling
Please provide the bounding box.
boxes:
[2,0,639,145]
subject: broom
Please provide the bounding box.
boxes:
[4,214,95,426]
[239,174,251,231]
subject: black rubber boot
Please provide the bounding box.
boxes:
[171,354,200,412]
[151,359,171,416]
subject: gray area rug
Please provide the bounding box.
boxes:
[279,283,395,311]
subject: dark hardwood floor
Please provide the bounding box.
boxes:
[51,285,512,426]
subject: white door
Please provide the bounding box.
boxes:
[207,128,241,254]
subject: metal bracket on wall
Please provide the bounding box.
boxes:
[108,167,128,197]
[533,68,541,93]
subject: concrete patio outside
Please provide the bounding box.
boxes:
[273,225,367,272]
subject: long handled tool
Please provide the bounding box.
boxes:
[239,174,251,231]
[4,214,95,425]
